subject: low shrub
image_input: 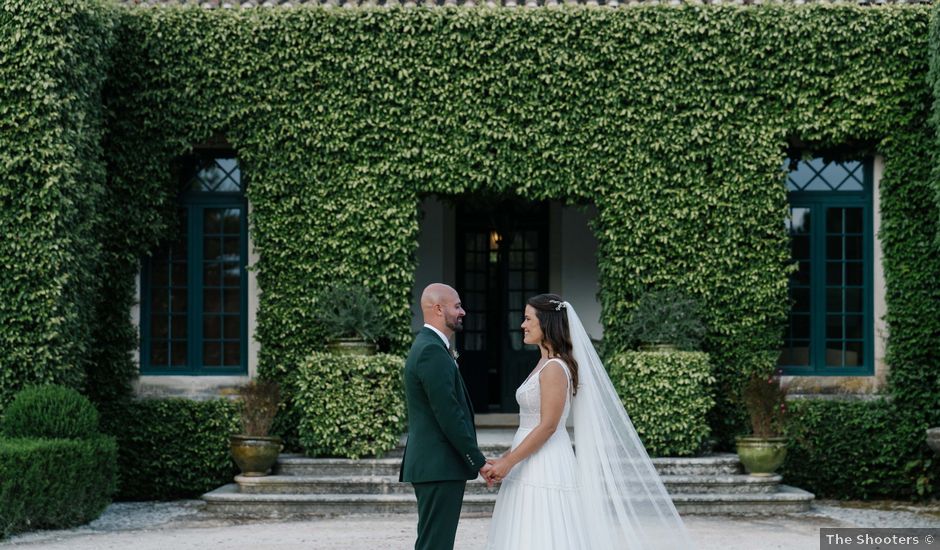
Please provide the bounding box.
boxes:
[607,350,715,457]
[98,398,238,500]
[782,399,937,499]
[623,290,707,351]
[0,385,100,440]
[294,352,405,459]
[0,436,118,538]
[235,380,280,437]
[741,368,788,438]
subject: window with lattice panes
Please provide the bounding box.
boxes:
[779,156,873,376]
[140,154,247,375]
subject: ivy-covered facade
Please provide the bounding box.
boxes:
[1,0,939,498]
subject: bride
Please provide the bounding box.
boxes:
[484,294,696,550]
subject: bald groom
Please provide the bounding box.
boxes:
[399,284,491,550]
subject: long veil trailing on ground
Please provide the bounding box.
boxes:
[565,303,696,550]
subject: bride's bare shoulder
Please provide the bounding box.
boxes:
[539,359,570,385]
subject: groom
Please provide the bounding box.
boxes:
[399,283,492,550]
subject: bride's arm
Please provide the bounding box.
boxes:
[487,364,568,480]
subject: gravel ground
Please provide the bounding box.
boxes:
[2,499,940,549]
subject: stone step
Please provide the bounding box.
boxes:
[202,483,814,517]
[671,485,816,514]
[237,473,779,496]
[203,484,494,517]
[275,453,743,478]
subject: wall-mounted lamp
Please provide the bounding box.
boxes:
[489,229,503,264]
[488,229,503,251]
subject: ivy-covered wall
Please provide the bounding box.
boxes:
[2,1,939,498]
[0,0,115,408]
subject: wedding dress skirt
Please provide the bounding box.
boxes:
[485,360,592,550]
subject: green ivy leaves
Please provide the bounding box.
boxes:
[4,1,939,498]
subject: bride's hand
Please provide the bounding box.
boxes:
[487,456,514,482]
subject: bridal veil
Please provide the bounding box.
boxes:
[565,302,696,549]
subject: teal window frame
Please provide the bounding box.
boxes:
[140,155,248,375]
[780,157,874,376]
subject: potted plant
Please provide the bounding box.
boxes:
[313,284,387,355]
[624,289,706,351]
[736,368,788,476]
[927,428,940,455]
[230,379,282,477]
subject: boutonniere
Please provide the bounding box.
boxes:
[450,348,460,361]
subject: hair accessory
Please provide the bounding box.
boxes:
[549,300,568,311]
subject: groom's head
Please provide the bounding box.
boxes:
[421,283,465,337]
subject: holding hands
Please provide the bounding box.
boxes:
[480,455,514,487]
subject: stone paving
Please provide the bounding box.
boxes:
[3,499,940,549]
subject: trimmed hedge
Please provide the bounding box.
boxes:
[0,436,118,538]
[782,399,939,499]
[0,385,100,440]
[294,352,405,459]
[607,351,715,457]
[99,398,239,501]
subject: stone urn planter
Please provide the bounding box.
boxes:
[736,436,788,476]
[926,428,940,455]
[313,285,385,356]
[231,379,282,477]
[230,435,283,477]
[327,337,377,356]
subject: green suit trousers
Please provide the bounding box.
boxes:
[413,480,467,550]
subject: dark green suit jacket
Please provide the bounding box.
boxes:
[399,327,485,483]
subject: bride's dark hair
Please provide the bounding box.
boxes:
[527,293,579,395]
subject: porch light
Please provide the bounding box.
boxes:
[489,229,502,264]
[488,230,503,251]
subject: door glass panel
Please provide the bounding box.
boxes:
[224,315,240,338]
[826,288,842,313]
[203,342,221,366]
[203,289,221,313]
[793,288,810,312]
[171,343,187,367]
[845,288,863,312]
[783,158,870,374]
[845,341,864,366]
[203,210,222,234]
[203,316,221,339]
[204,263,221,286]
[846,262,863,285]
[146,208,188,371]
[150,342,168,366]
[204,238,221,260]
[144,155,246,374]
[151,315,168,339]
[456,201,548,412]
[826,262,842,285]
[223,342,240,366]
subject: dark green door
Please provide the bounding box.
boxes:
[456,200,549,413]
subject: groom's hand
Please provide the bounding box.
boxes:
[480,463,496,488]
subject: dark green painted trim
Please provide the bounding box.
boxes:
[781,157,874,377]
[140,194,248,376]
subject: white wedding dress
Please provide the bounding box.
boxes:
[484,302,696,550]
[485,358,591,550]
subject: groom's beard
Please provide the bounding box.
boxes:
[445,316,464,333]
